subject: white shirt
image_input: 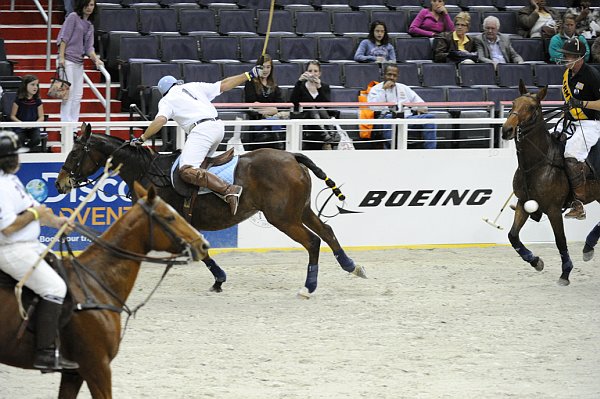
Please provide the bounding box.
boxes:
[157,81,222,132]
[0,171,40,244]
[367,82,426,117]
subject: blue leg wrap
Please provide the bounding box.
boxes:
[509,234,535,263]
[305,264,319,293]
[203,258,227,282]
[559,250,573,274]
[334,249,355,272]
[585,223,600,249]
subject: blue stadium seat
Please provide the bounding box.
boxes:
[447,87,486,102]
[458,0,496,11]
[497,63,534,87]
[182,63,222,83]
[395,63,420,86]
[458,63,497,86]
[138,8,178,34]
[239,36,279,63]
[222,63,256,79]
[200,36,240,62]
[160,35,200,62]
[257,10,294,35]
[318,36,356,62]
[343,63,381,89]
[421,63,458,87]
[534,63,563,87]
[279,36,318,62]
[135,62,181,112]
[486,87,520,110]
[386,0,423,10]
[482,11,518,35]
[369,11,408,36]
[395,37,433,63]
[214,87,244,103]
[218,9,257,36]
[332,11,370,36]
[510,38,546,63]
[413,87,447,102]
[295,11,332,36]
[329,87,359,102]
[274,63,303,86]
[178,9,217,35]
[319,63,343,87]
[544,86,563,101]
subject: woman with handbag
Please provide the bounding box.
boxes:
[10,75,44,151]
[55,0,103,131]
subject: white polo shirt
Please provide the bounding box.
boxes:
[157,81,222,132]
[0,171,40,244]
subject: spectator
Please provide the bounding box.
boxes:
[354,21,396,63]
[517,0,560,38]
[549,14,590,63]
[592,36,600,62]
[56,0,103,133]
[367,64,437,149]
[9,74,44,151]
[243,54,286,150]
[567,0,600,39]
[289,61,337,150]
[474,16,524,66]
[434,12,478,63]
[408,0,455,38]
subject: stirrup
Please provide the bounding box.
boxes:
[565,200,586,220]
[224,186,242,215]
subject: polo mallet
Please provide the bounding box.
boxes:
[15,157,121,319]
[482,192,514,230]
[256,0,276,66]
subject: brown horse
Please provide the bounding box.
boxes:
[55,123,366,296]
[501,81,600,285]
[0,182,209,398]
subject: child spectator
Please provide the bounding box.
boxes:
[408,0,454,38]
[354,21,396,63]
[10,74,44,150]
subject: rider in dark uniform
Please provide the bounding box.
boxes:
[560,38,600,220]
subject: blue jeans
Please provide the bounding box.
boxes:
[382,113,437,149]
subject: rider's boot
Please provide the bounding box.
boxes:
[180,166,243,215]
[33,299,79,371]
[564,158,588,220]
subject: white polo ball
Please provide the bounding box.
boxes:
[524,200,539,213]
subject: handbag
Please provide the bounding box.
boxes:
[48,67,71,100]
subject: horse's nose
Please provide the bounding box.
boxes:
[501,124,516,140]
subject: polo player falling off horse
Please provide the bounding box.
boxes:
[131,65,264,215]
[559,37,600,220]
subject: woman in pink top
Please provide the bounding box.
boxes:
[409,0,455,38]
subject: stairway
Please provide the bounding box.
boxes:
[0,0,132,151]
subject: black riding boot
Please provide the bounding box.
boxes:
[33,299,79,371]
[564,158,588,220]
[180,166,243,215]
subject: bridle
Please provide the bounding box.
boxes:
[61,134,108,189]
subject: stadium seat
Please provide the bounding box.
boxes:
[239,36,279,63]
[510,38,546,63]
[182,62,222,83]
[447,87,486,102]
[318,36,356,62]
[482,11,519,35]
[421,63,458,87]
[497,63,534,87]
[178,9,217,35]
[387,0,424,11]
[214,87,244,103]
[458,63,497,87]
[343,63,381,89]
[257,10,294,35]
[395,37,433,63]
[498,0,529,10]
[200,36,240,63]
[329,87,359,103]
[279,37,318,63]
[486,87,520,110]
[458,0,496,11]
[295,11,333,36]
[218,9,257,36]
[412,87,447,102]
[134,62,181,113]
[312,0,352,10]
[222,63,255,79]
[138,8,178,34]
[238,0,273,8]
[94,8,138,59]
[544,86,563,101]
[160,35,200,62]
[332,11,370,36]
[534,63,563,87]
[274,63,303,86]
[369,11,408,37]
[319,63,343,87]
[395,63,420,86]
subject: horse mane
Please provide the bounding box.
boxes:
[89,133,157,166]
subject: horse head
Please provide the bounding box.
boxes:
[502,80,547,141]
[56,123,107,193]
[128,181,209,261]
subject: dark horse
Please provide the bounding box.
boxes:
[501,81,600,285]
[0,183,209,398]
[56,123,366,296]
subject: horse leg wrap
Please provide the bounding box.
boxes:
[585,223,600,251]
[305,264,319,293]
[334,249,356,273]
[203,258,226,282]
[508,234,535,262]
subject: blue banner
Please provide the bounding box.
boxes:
[17,162,237,251]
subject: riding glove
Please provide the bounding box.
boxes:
[130,137,144,147]
[248,65,263,79]
[568,98,585,109]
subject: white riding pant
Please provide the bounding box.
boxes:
[179,120,225,169]
[60,59,84,132]
[564,120,600,162]
[0,241,66,303]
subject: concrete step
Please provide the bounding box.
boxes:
[15,70,107,86]
[8,55,97,70]
[5,40,58,55]
[0,25,61,40]
[0,10,64,24]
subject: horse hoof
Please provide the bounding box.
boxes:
[210,282,223,293]
[351,265,368,279]
[531,257,544,272]
[297,287,311,299]
[557,278,570,286]
[583,245,594,262]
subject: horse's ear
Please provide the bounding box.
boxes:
[133,181,148,199]
[518,79,528,95]
[147,185,157,203]
[80,122,92,142]
[537,86,547,102]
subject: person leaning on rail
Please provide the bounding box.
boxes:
[558,38,600,220]
[132,65,263,215]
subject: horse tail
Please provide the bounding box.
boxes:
[293,153,345,201]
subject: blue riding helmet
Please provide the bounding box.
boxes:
[157,75,182,96]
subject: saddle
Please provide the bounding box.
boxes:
[0,252,73,336]
[171,148,236,198]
